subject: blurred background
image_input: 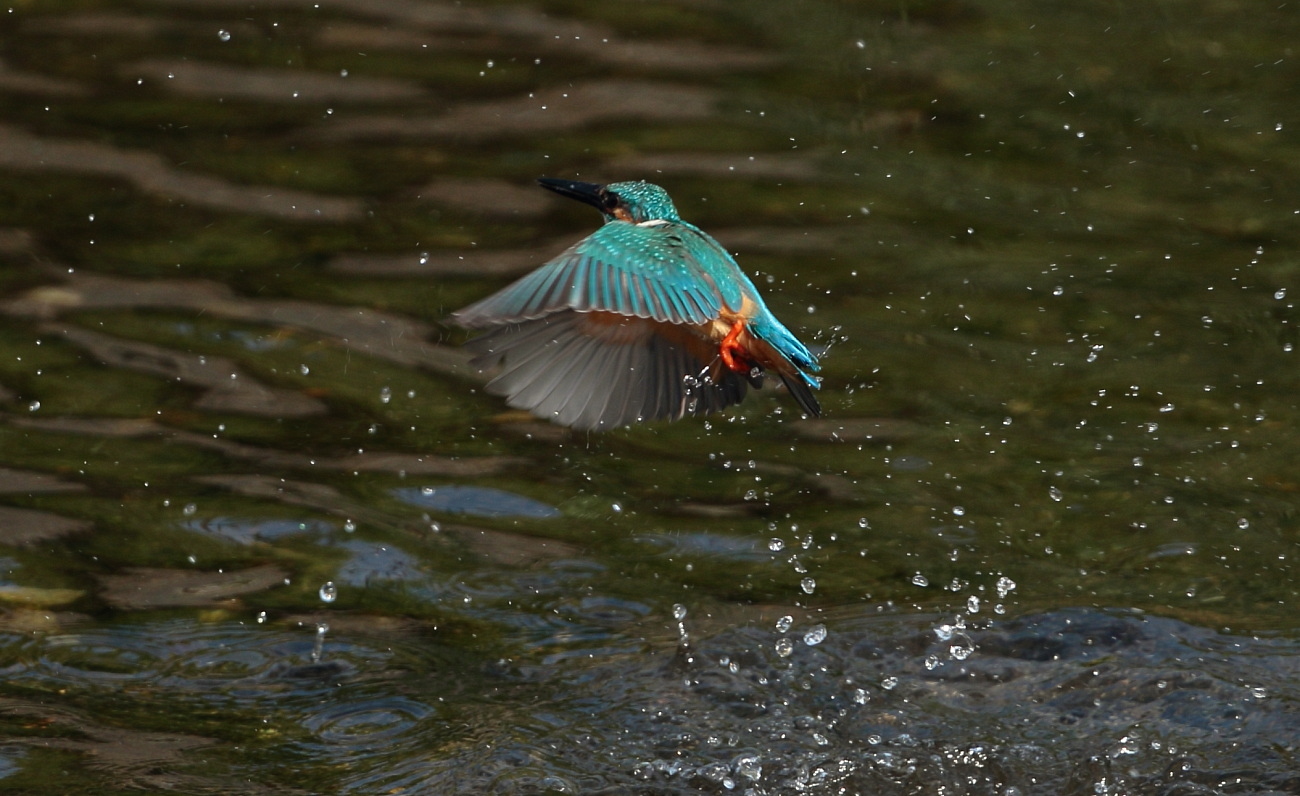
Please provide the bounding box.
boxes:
[1,0,1298,793]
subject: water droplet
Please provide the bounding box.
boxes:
[800,577,816,594]
[343,519,356,532]
[774,638,794,657]
[299,364,310,375]
[996,576,1017,598]
[911,573,929,587]
[379,386,392,404]
[881,676,899,690]
[672,604,688,621]
[26,400,39,412]
[217,29,231,41]
[311,621,329,663]
[1275,288,1287,300]
[256,611,267,623]
[851,688,869,704]
[775,615,794,633]
[1237,518,1249,529]
[769,538,785,552]
[734,754,762,782]
[966,595,980,613]
[1049,485,1063,502]
[182,503,197,516]
[803,624,828,646]
[319,581,337,603]
[952,505,965,517]
[857,517,870,529]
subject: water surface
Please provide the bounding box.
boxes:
[1,0,1298,793]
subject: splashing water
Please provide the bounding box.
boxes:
[673,603,690,645]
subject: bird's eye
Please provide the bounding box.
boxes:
[601,192,620,210]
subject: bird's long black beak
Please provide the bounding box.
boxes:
[537,177,607,212]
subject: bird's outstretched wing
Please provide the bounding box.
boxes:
[465,311,758,430]
[452,222,744,328]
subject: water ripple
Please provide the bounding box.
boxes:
[301,695,436,749]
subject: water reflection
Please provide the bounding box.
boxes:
[393,484,561,518]
[184,516,334,545]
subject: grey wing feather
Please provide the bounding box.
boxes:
[465,312,750,430]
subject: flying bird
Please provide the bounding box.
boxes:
[452,178,821,430]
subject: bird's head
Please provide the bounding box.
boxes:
[537,178,680,225]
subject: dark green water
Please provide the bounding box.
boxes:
[1,1,1298,793]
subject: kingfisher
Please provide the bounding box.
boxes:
[452,178,821,430]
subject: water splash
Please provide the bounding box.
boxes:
[673,603,689,646]
[311,622,329,663]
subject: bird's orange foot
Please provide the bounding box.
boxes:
[719,321,751,373]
